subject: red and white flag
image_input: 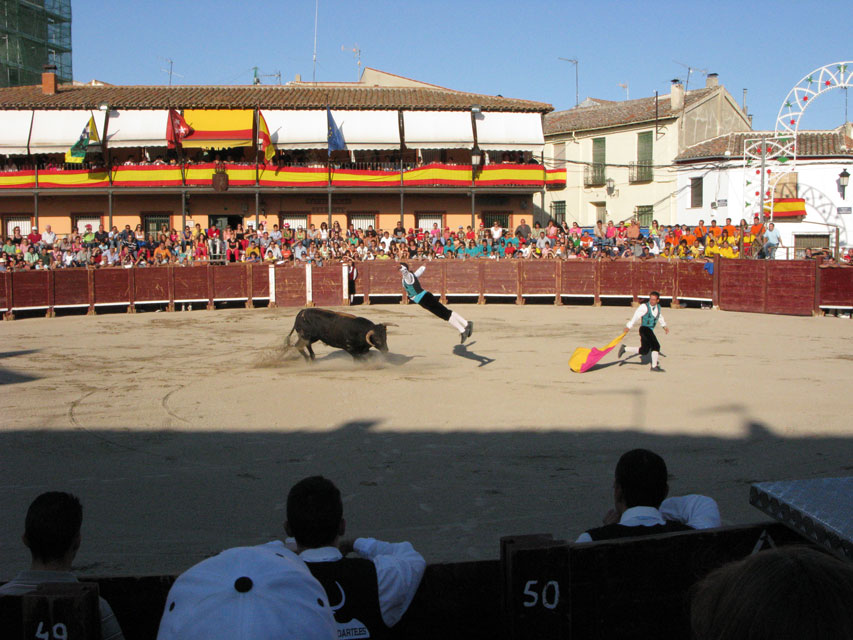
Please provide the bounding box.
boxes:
[166,109,193,149]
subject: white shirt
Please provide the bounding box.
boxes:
[491,226,503,240]
[626,302,667,330]
[264,538,425,628]
[575,494,721,543]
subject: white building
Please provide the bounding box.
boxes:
[675,126,853,257]
[543,75,750,227]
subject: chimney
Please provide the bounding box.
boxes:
[705,73,719,88]
[670,79,684,111]
[42,64,57,95]
[294,73,302,82]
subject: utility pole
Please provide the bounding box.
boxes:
[312,0,319,83]
[618,82,629,100]
[759,135,767,223]
[558,57,578,108]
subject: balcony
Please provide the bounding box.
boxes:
[0,163,568,191]
[583,163,606,187]
[629,161,654,183]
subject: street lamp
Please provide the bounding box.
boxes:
[840,168,850,199]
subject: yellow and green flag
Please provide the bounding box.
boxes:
[65,115,100,163]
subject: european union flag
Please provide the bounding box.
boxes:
[327,107,345,156]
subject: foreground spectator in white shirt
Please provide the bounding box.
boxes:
[157,545,335,640]
[576,449,720,543]
[0,492,125,640]
[264,475,426,639]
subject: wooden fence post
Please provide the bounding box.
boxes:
[440,262,447,304]
[167,266,175,312]
[206,264,215,310]
[362,262,371,305]
[516,261,525,305]
[672,262,681,308]
[3,270,13,320]
[593,260,601,306]
[127,268,136,313]
[46,269,55,318]
[86,268,95,315]
[712,255,721,309]
[246,263,254,309]
[554,261,562,305]
[478,262,485,304]
[813,260,823,316]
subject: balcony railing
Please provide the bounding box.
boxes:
[629,161,654,183]
[0,163,568,191]
[583,163,606,187]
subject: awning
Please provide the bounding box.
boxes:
[328,110,399,150]
[475,112,544,152]
[29,110,106,153]
[764,198,807,218]
[0,110,34,155]
[105,110,168,148]
[402,111,474,149]
[182,109,253,148]
[263,110,325,150]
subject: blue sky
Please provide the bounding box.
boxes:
[72,0,852,132]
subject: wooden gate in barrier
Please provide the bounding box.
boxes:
[1,259,850,319]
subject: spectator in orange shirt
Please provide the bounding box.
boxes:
[708,219,722,238]
[153,241,171,264]
[722,217,736,238]
[750,215,765,239]
[693,220,707,245]
[682,225,696,247]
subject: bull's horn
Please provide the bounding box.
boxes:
[365,329,376,347]
[382,322,398,327]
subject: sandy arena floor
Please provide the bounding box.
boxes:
[1,302,852,578]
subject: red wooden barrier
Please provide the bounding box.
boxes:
[93,268,130,306]
[133,268,170,303]
[560,262,596,299]
[311,265,344,307]
[274,265,306,306]
[53,269,89,307]
[11,270,49,309]
[818,266,853,308]
[676,261,714,302]
[765,261,815,316]
[2,261,849,319]
[718,260,766,313]
[212,264,247,301]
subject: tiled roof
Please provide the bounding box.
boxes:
[544,87,716,135]
[675,129,853,162]
[0,83,551,112]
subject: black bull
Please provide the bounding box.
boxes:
[286,308,396,361]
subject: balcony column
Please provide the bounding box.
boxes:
[108,191,113,229]
[33,192,38,229]
[181,191,186,229]
[255,190,260,230]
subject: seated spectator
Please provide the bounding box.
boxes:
[576,448,720,542]
[157,545,335,640]
[0,492,125,640]
[690,545,853,640]
[264,476,425,640]
[153,241,171,264]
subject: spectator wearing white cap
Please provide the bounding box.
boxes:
[265,476,426,640]
[157,545,335,640]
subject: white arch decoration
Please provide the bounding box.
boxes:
[742,61,853,232]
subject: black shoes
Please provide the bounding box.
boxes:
[461,321,473,343]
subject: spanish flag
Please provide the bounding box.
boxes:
[569,332,626,373]
[764,198,806,219]
[258,111,275,163]
[65,115,100,163]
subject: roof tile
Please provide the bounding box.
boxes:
[675,128,853,161]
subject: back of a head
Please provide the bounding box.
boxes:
[25,492,82,562]
[615,449,668,508]
[691,546,853,640]
[286,476,342,549]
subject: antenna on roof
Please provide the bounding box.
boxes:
[673,61,708,92]
[312,0,319,83]
[159,57,183,86]
[252,67,282,85]
[342,44,362,81]
[618,82,629,100]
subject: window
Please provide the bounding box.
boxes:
[5,216,31,237]
[794,234,830,258]
[482,211,510,230]
[416,212,443,231]
[551,201,566,224]
[636,205,654,227]
[349,214,376,231]
[630,132,653,182]
[584,137,606,186]
[553,142,566,165]
[690,177,703,208]
[279,214,308,232]
[73,215,101,235]
[142,213,170,241]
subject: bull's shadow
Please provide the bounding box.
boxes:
[0,349,41,386]
[452,342,494,367]
[312,350,417,366]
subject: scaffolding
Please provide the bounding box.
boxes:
[0,0,72,87]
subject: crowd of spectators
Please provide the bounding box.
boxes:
[2,215,849,272]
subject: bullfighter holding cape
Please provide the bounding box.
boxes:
[400,263,473,343]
